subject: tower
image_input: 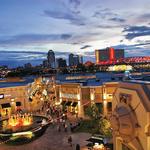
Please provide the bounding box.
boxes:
[47,50,55,68]
[69,53,74,66]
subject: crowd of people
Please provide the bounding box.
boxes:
[37,101,82,149]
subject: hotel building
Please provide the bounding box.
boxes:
[95,47,124,64]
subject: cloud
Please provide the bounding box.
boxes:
[137,13,150,22]
[112,42,150,56]
[96,24,120,29]
[123,25,150,40]
[113,43,150,50]
[80,45,92,49]
[61,34,72,40]
[109,17,125,23]
[92,8,118,19]
[44,9,85,26]
[69,0,80,8]
[0,50,71,68]
[140,13,150,19]
[0,50,46,54]
[0,33,72,46]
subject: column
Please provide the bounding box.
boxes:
[102,85,108,116]
[78,87,84,118]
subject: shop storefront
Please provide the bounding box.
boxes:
[61,100,78,114]
[56,82,118,118]
[1,103,11,117]
[58,83,82,116]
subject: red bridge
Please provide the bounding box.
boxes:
[97,56,150,65]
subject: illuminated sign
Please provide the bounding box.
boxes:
[5,94,11,97]
[61,93,78,99]
[66,75,96,80]
[0,94,4,99]
[108,65,132,71]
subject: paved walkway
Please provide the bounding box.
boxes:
[0,125,91,150]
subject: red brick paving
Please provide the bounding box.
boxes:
[0,125,91,150]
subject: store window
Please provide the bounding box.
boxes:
[1,103,11,117]
[107,102,112,112]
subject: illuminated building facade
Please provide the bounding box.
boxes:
[95,47,124,64]
[0,85,29,117]
[55,81,118,117]
[0,77,48,117]
[110,81,150,150]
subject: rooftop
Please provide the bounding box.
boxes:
[0,77,34,88]
[56,72,119,86]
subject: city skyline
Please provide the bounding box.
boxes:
[0,0,150,59]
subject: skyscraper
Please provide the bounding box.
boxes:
[56,58,67,68]
[42,60,49,68]
[69,53,74,66]
[68,53,81,66]
[79,55,83,64]
[73,55,79,65]
[47,50,55,68]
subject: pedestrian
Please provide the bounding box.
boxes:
[57,125,61,132]
[70,123,73,132]
[68,136,72,147]
[41,106,44,112]
[60,118,63,124]
[64,123,67,132]
[76,144,80,150]
[46,108,49,116]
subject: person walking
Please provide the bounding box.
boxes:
[64,123,68,132]
[76,144,80,150]
[57,125,61,132]
[68,136,72,147]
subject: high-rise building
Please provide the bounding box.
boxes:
[115,49,125,59]
[69,53,83,66]
[42,60,49,68]
[73,55,79,65]
[69,53,74,66]
[95,47,124,64]
[47,50,55,68]
[24,63,32,69]
[56,58,67,68]
[79,55,83,64]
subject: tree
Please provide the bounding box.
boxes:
[99,118,112,137]
[85,104,98,120]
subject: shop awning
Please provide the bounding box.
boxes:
[72,102,78,107]
[16,102,21,106]
[66,101,72,106]
[1,103,11,108]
